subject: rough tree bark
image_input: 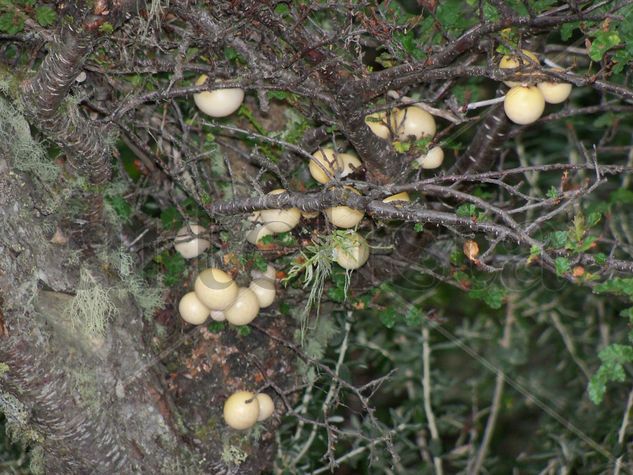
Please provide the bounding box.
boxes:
[0,2,298,473]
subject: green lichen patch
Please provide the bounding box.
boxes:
[64,268,117,338]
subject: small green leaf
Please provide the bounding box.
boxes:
[594,253,607,265]
[99,22,114,34]
[456,203,477,218]
[586,212,602,228]
[0,12,25,35]
[379,307,398,328]
[546,186,559,199]
[106,196,132,221]
[589,344,633,404]
[236,325,252,336]
[595,278,633,300]
[468,282,506,309]
[35,6,56,27]
[159,252,186,287]
[555,257,571,276]
[160,207,182,230]
[589,31,621,61]
[549,231,568,248]
[405,306,423,326]
[560,22,578,41]
[207,321,225,333]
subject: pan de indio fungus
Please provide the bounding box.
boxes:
[416,146,445,169]
[503,86,545,125]
[193,75,244,118]
[392,106,436,141]
[499,50,539,87]
[224,287,260,325]
[383,192,411,203]
[174,224,210,259]
[249,279,276,308]
[210,310,226,322]
[365,112,391,139]
[339,153,362,178]
[223,391,260,430]
[255,393,275,421]
[537,80,572,104]
[250,264,276,282]
[259,189,301,233]
[179,292,211,325]
[301,210,320,219]
[333,232,369,270]
[246,225,274,245]
[310,149,342,184]
[324,187,365,229]
[194,268,239,310]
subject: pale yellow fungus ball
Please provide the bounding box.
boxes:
[503,86,545,125]
[224,287,260,326]
[193,74,244,117]
[223,391,260,430]
[194,268,238,310]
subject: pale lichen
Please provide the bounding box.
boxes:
[64,268,117,338]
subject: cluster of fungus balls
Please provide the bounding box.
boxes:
[500,49,573,125]
[365,103,444,169]
[174,224,277,429]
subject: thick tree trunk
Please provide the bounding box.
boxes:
[1,82,294,475]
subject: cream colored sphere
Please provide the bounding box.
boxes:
[393,106,436,141]
[223,391,260,430]
[256,393,275,421]
[333,232,370,270]
[178,292,211,325]
[339,153,362,178]
[504,86,545,125]
[194,268,239,310]
[259,189,301,233]
[383,192,411,203]
[325,187,364,229]
[416,146,445,169]
[250,264,276,282]
[301,210,320,219]
[224,288,260,326]
[174,224,210,259]
[246,225,274,245]
[249,279,276,308]
[310,148,342,184]
[193,75,244,117]
[499,50,539,87]
[210,310,226,322]
[537,81,572,104]
[365,111,391,139]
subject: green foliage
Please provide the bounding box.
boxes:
[588,344,633,404]
[99,22,114,34]
[155,252,187,287]
[34,6,56,27]
[456,203,485,221]
[554,257,571,276]
[595,278,633,300]
[588,30,620,62]
[468,281,507,309]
